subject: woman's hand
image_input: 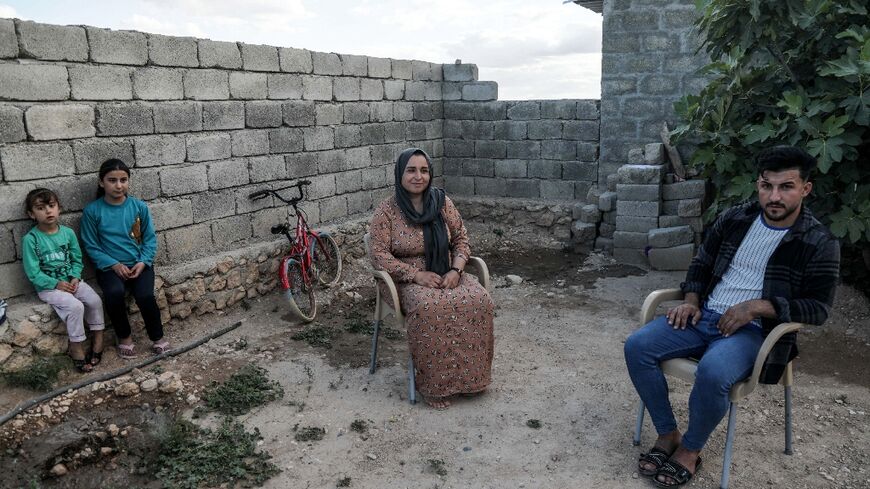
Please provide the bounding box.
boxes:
[440,270,461,289]
[413,271,442,288]
[111,263,132,280]
[129,262,146,279]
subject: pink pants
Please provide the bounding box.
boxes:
[37,281,105,343]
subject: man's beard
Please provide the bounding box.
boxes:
[763,203,797,222]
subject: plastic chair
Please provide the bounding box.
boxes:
[363,233,491,404]
[632,288,804,489]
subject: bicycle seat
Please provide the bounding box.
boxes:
[271,224,290,235]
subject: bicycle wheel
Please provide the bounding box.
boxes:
[311,233,342,287]
[283,258,316,322]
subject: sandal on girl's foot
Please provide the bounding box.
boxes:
[71,356,93,373]
[654,457,702,487]
[117,343,137,359]
[638,446,675,477]
[152,339,171,355]
[86,349,103,367]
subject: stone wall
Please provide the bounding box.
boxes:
[598,0,707,184]
[440,100,600,201]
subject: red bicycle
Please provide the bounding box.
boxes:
[249,180,342,321]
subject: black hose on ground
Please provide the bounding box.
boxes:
[0,320,245,427]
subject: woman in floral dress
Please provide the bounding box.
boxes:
[369,148,495,409]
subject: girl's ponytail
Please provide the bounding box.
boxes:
[96,158,131,198]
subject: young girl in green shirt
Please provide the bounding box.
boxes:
[22,189,105,372]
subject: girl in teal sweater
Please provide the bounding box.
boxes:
[81,159,169,359]
[22,189,105,372]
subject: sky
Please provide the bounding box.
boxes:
[0,0,602,100]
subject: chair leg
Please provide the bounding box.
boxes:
[633,400,645,446]
[784,385,793,455]
[408,355,416,405]
[720,402,737,489]
[368,319,381,375]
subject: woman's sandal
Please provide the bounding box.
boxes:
[117,343,138,359]
[654,456,702,487]
[86,349,103,367]
[152,339,171,355]
[638,446,674,477]
[71,356,93,373]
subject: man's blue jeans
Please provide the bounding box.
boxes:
[624,308,764,451]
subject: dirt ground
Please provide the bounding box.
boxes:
[1,225,869,489]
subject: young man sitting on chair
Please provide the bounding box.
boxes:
[623,145,840,487]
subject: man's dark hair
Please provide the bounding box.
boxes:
[756,145,816,181]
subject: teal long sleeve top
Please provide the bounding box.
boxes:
[80,197,157,270]
[22,225,85,292]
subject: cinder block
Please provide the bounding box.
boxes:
[572,221,597,243]
[506,141,540,159]
[616,215,659,233]
[494,120,527,140]
[443,63,478,82]
[269,127,303,153]
[663,180,707,201]
[1,143,74,181]
[441,82,461,101]
[462,82,497,101]
[0,262,32,298]
[128,167,160,200]
[594,237,614,252]
[391,59,412,80]
[133,135,185,168]
[369,102,393,122]
[95,103,154,136]
[368,57,391,78]
[319,195,348,222]
[190,189,235,222]
[0,225,15,263]
[527,160,560,179]
[231,129,270,157]
[160,164,209,197]
[245,101,283,128]
[0,105,25,143]
[662,200,679,215]
[279,47,313,73]
[207,158,250,189]
[202,101,245,130]
[345,146,371,170]
[384,80,405,100]
[149,34,198,67]
[542,141,577,160]
[648,243,695,271]
[576,99,599,120]
[493,159,526,178]
[240,43,279,71]
[542,100,578,120]
[648,225,693,248]
[335,169,364,194]
[133,67,184,100]
[404,81,427,101]
[659,215,704,233]
[527,120,562,140]
[613,231,648,249]
[17,21,87,61]
[250,207,289,238]
[506,101,540,120]
[579,204,601,223]
[303,127,334,151]
[285,152,319,177]
[150,199,193,231]
[153,102,202,133]
[281,100,315,127]
[564,120,599,141]
[267,74,302,99]
[599,222,615,239]
[340,54,368,76]
[344,103,370,123]
[606,173,619,191]
[334,77,361,101]
[410,60,434,80]
[314,103,342,125]
[383,122,405,142]
[87,27,147,65]
[616,184,661,202]
[334,125,361,148]
[475,141,506,159]
[678,198,703,217]
[540,180,575,199]
[505,178,539,198]
[183,70,229,100]
[211,215,252,246]
[302,75,332,101]
[563,161,597,181]
[577,142,598,162]
[198,39,242,69]
[617,200,661,217]
[346,189,374,215]
[618,164,665,184]
[360,79,384,101]
[644,142,666,164]
[0,19,17,58]
[599,191,617,212]
[230,72,267,99]
[186,133,231,162]
[587,186,602,205]
[312,52,342,75]
[164,223,213,262]
[24,105,94,141]
[69,66,133,100]
[444,141,472,159]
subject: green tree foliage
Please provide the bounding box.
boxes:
[673,0,870,246]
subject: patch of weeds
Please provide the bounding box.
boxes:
[230,336,248,351]
[493,228,504,237]
[291,323,338,349]
[344,312,402,340]
[526,419,541,429]
[426,458,447,476]
[349,419,368,434]
[202,364,284,416]
[286,400,306,413]
[1,354,69,391]
[294,426,325,442]
[150,364,164,375]
[337,477,352,487]
[154,417,280,489]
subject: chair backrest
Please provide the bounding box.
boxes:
[363,232,372,258]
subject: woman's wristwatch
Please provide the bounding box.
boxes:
[450,267,463,276]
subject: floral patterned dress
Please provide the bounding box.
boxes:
[369,196,495,398]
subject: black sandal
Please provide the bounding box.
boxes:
[638,447,673,477]
[71,357,93,373]
[86,349,103,367]
[655,457,702,487]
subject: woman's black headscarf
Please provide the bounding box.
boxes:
[394,148,450,275]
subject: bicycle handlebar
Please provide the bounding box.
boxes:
[247,180,312,205]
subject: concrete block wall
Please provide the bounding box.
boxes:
[599,0,708,186]
[440,99,600,201]
[0,18,494,300]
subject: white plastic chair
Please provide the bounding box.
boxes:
[363,233,491,404]
[632,288,805,489]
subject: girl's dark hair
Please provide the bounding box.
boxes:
[96,158,131,198]
[25,188,61,215]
